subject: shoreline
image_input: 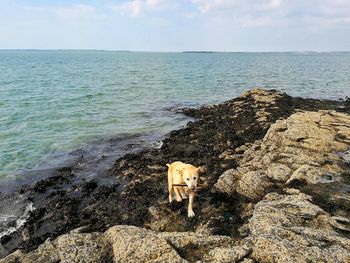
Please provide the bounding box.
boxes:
[1,88,350,261]
[0,131,173,193]
[0,128,191,242]
[0,104,192,184]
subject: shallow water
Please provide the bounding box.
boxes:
[1,51,350,179]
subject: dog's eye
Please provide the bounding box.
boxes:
[186,178,190,181]
[193,177,196,180]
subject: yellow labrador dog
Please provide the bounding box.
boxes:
[166,161,201,217]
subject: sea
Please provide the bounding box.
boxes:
[0,50,350,239]
[1,50,350,182]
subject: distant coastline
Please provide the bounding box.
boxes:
[182,51,219,53]
[0,49,349,53]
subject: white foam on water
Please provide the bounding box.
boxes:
[151,139,163,149]
[0,202,35,239]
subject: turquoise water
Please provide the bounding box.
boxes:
[1,51,350,179]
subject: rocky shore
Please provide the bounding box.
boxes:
[1,88,350,262]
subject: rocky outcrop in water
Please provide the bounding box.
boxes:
[1,88,350,262]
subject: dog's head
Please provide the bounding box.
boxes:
[177,165,202,191]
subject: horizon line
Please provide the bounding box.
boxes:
[0,49,350,53]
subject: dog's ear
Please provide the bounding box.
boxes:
[166,164,170,168]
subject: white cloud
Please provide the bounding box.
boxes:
[111,0,174,17]
[54,4,98,20]
[114,0,142,17]
[190,0,350,27]
[258,0,283,11]
[240,15,274,28]
[190,0,240,13]
[190,0,283,13]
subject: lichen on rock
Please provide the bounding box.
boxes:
[215,110,350,200]
[1,225,243,263]
[248,191,350,263]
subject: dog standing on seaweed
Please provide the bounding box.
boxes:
[166,161,201,217]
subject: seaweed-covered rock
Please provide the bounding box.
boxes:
[215,110,350,200]
[214,102,350,262]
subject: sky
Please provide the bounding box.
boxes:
[0,0,349,51]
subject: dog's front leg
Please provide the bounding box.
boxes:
[188,191,195,217]
[168,185,173,203]
[180,188,187,199]
[174,187,183,202]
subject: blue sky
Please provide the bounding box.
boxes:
[0,0,349,51]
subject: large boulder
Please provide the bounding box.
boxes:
[0,232,111,263]
[215,110,350,200]
[105,225,186,263]
[105,225,241,263]
[215,109,350,262]
[1,225,249,263]
[248,191,350,263]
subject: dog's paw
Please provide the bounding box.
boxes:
[188,210,195,217]
[176,197,183,202]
